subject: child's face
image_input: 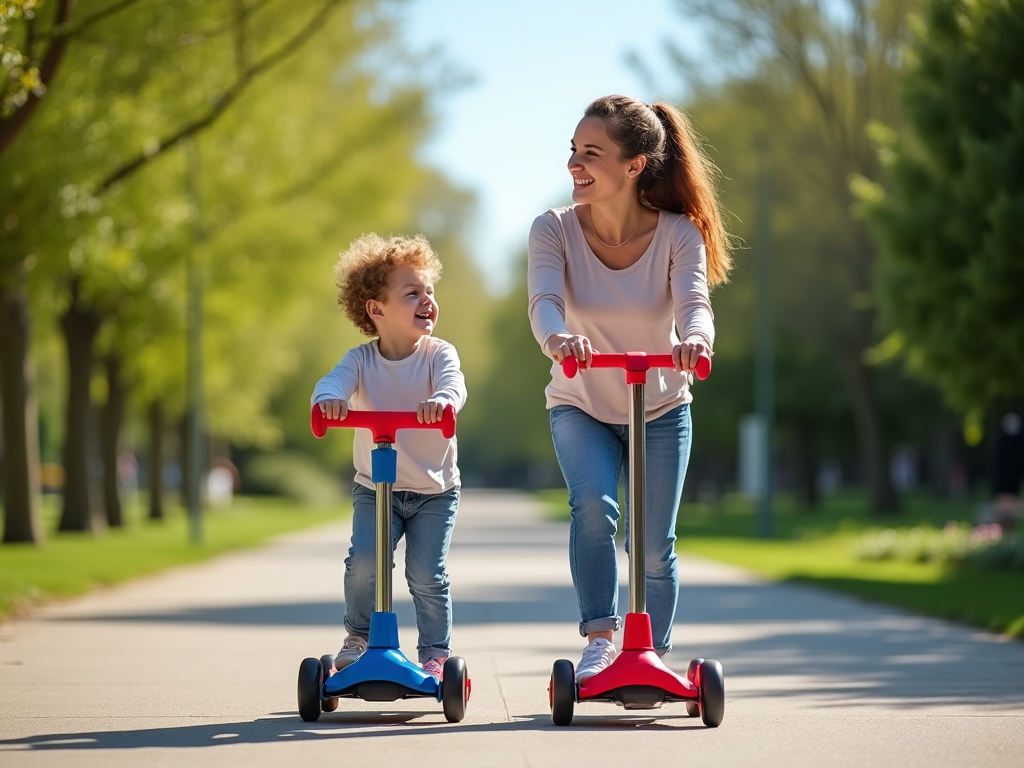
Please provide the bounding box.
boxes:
[371,264,438,343]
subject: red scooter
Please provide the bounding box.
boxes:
[548,351,725,727]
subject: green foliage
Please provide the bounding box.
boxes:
[862,0,1024,411]
[856,522,1024,571]
[455,254,557,483]
[244,451,343,505]
[0,0,43,117]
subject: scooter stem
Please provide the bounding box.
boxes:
[628,382,646,614]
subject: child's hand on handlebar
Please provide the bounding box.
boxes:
[417,398,447,424]
[545,332,593,369]
[318,398,349,420]
[673,340,709,372]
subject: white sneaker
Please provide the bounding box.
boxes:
[334,634,367,670]
[576,637,616,683]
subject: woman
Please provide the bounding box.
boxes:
[527,95,732,681]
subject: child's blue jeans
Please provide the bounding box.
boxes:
[344,484,459,663]
[549,403,691,654]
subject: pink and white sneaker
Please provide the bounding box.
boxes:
[422,657,446,681]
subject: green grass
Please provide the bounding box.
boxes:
[535,488,1024,639]
[0,494,347,620]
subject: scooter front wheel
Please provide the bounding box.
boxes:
[297,657,323,722]
[442,656,469,723]
[698,659,725,727]
[550,659,576,726]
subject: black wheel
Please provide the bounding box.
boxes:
[685,657,704,717]
[319,654,339,712]
[698,659,725,728]
[441,656,469,723]
[550,659,576,726]
[297,657,323,722]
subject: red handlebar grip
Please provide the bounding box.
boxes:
[695,353,712,380]
[559,351,712,379]
[311,403,456,442]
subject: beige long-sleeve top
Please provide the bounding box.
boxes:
[311,336,467,493]
[527,205,715,424]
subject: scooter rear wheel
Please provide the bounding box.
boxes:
[550,659,576,726]
[698,659,725,727]
[297,657,323,722]
[685,657,704,717]
[319,654,339,712]
[442,656,469,723]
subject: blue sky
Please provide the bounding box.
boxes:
[398,0,705,293]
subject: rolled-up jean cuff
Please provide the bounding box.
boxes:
[580,616,621,637]
[419,645,451,664]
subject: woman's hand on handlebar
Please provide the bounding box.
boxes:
[673,340,709,373]
[317,398,349,421]
[545,332,593,369]
[417,398,447,424]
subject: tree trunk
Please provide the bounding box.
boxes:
[840,349,900,514]
[178,413,190,509]
[101,354,129,527]
[793,422,820,510]
[58,279,103,532]
[0,280,43,544]
[148,400,165,521]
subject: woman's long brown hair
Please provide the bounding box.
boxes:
[584,96,733,287]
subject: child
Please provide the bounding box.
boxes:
[311,233,467,680]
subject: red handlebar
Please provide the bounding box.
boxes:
[561,351,712,384]
[310,403,456,442]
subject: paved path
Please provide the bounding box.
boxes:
[1,489,1022,767]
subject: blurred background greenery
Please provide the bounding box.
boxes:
[0,0,1021,562]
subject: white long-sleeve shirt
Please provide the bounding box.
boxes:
[311,336,467,493]
[527,205,715,424]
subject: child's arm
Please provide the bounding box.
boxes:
[311,348,360,418]
[419,342,467,424]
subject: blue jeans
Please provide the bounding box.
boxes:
[549,403,691,654]
[345,484,459,663]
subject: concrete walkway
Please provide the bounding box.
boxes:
[1,489,1022,767]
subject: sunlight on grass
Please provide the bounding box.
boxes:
[533,487,1024,639]
[0,493,347,619]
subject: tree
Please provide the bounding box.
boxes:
[0,1,357,539]
[673,0,921,512]
[860,0,1024,414]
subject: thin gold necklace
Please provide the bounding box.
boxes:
[589,204,641,249]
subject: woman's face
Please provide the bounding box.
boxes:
[567,116,643,204]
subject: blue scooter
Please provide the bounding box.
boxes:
[297,404,470,723]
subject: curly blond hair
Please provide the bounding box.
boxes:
[335,233,443,337]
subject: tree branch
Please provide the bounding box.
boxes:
[0,0,76,157]
[94,0,345,194]
[58,0,146,39]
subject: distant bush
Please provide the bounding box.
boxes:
[245,452,344,506]
[855,522,1024,572]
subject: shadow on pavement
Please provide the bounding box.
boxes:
[47,579,1024,709]
[0,712,708,752]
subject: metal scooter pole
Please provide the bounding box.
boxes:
[375,441,393,613]
[628,382,646,615]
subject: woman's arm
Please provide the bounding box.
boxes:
[527,212,571,351]
[670,221,716,351]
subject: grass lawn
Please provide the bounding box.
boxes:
[535,488,1024,639]
[0,493,346,621]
